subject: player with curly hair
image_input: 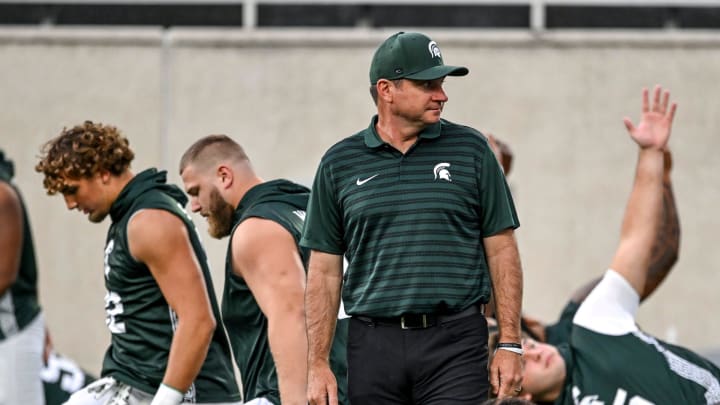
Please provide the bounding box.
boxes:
[36,121,242,405]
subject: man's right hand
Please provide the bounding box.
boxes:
[307,362,338,405]
[623,85,677,151]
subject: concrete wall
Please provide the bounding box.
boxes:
[1,27,718,374]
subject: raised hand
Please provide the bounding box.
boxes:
[623,85,677,150]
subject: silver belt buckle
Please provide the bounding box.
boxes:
[400,314,428,329]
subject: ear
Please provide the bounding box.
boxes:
[99,170,111,184]
[376,79,394,103]
[520,392,533,400]
[216,165,233,189]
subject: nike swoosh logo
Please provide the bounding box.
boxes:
[356,174,379,186]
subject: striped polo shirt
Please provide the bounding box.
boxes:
[301,116,519,317]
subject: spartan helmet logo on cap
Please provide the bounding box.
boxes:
[428,41,442,58]
[433,162,452,182]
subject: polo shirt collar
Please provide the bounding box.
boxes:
[363,115,442,148]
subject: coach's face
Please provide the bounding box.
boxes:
[181,164,235,239]
[390,77,448,126]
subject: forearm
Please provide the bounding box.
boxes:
[642,176,680,300]
[486,233,523,343]
[612,148,665,293]
[162,315,214,393]
[306,264,342,366]
[268,309,309,405]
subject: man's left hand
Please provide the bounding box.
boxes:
[489,348,523,398]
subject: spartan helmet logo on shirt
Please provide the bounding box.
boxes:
[428,41,442,58]
[433,163,452,182]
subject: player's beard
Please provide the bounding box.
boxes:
[207,187,235,239]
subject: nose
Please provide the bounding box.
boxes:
[189,197,201,213]
[63,194,77,210]
[433,86,448,103]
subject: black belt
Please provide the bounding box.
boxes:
[354,304,485,330]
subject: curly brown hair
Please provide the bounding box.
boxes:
[36,121,134,195]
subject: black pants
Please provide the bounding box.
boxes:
[347,312,489,404]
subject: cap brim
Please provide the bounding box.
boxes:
[404,65,469,81]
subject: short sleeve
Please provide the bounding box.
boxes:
[476,141,520,237]
[300,159,345,254]
[573,269,640,336]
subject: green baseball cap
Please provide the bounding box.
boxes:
[369,32,469,85]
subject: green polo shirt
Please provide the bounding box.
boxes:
[301,116,519,317]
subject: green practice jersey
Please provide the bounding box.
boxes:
[0,152,41,341]
[556,271,720,404]
[223,180,348,404]
[545,301,580,346]
[100,169,240,403]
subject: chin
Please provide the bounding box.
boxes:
[208,222,232,239]
[424,112,442,123]
[88,211,108,223]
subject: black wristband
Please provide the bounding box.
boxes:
[495,342,523,355]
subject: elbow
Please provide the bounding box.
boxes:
[203,312,217,336]
[186,310,216,343]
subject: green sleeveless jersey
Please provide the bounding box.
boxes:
[223,180,348,405]
[100,169,240,403]
[0,152,41,341]
[301,117,519,317]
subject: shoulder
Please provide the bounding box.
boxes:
[440,120,488,141]
[128,206,185,229]
[127,208,187,243]
[231,217,297,264]
[573,270,639,336]
[320,131,367,166]
[234,217,293,247]
[438,120,492,152]
[0,181,21,214]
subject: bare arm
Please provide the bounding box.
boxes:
[568,149,679,304]
[0,182,22,296]
[128,209,216,395]
[643,150,680,299]
[232,218,308,405]
[305,250,343,405]
[611,86,677,295]
[486,228,524,398]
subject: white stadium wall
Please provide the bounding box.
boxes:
[1,27,718,373]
